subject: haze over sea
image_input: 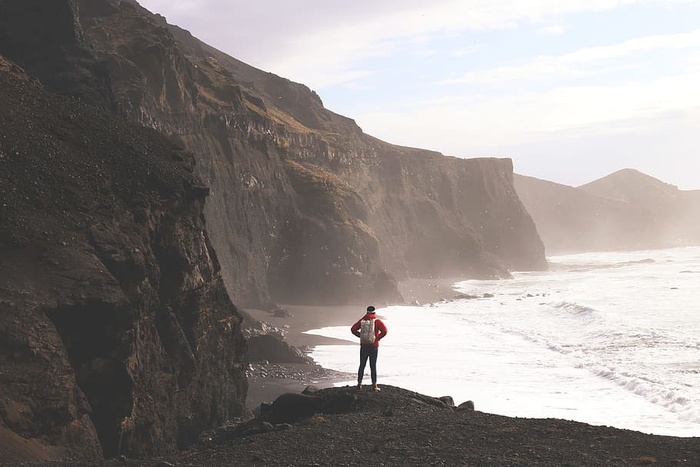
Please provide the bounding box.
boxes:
[306,246,700,437]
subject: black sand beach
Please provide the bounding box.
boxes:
[227,279,699,467]
[244,277,465,409]
[9,278,700,466]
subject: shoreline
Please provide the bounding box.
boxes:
[243,277,463,410]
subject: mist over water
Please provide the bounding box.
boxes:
[306,246,700,437]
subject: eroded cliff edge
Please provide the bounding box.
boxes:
[0,57,247,460]
[1,0,545,308]
[0,0,547,461]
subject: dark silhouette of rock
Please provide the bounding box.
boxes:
[0,0,113,108]
[458,400,476,411]
[159,386,700,466]
[0,56,247,461]
[439,396,455,407]
[267,390,357,424]
[268,393,325,424]
[0,0,546,309]
[247,334,312,364]
[0,0,550,462]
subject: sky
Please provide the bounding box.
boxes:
[137,0,700,190]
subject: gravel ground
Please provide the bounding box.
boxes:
[11,385,698,467]
[179,385,700,467]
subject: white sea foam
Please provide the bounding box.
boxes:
[306,246,700,437]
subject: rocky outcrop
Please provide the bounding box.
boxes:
[186,385,700,467]
[515,170,700,254]
[246,334,311,364]
[0,0,547,308]
[0,58,247,460]
[0,0,113,108]
[72,1,545,305]
[355,143,545,279]
[168,20,547,283]
[62,0,396,306]
[0,0,547,459]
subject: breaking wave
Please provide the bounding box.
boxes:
[309,247,700,437]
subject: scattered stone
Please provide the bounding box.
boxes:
[458,400,475,411]
[454,293,479,300]
[259,402,273,418]
[273,306,293,318]
[438,396,455,407]
[303,385,321,395]
[269,393,324,423]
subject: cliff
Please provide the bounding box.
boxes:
[0,56,247,460]
[0,0,545,308]
[165,15,546,284]
[0,0,547,461]
[515,170,700,254]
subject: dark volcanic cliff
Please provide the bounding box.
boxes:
[0,0,546,308]
[0,57,247,460]
[165,16,546,286]
[0,0,547,462]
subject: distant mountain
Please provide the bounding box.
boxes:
[579,168,681,206]
[515,169,700,254]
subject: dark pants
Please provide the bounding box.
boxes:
[358,345,378,385]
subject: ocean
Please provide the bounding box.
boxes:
[305,246,700,437]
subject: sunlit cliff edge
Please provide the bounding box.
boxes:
[0,0,547,307]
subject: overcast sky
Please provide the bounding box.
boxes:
[137,0,700,189]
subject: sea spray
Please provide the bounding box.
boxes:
[306,246,700,437]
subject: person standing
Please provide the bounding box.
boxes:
[351,305,388,392]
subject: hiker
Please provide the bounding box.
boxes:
[351,305,388,392]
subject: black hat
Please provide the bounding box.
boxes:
[366,306,376,313]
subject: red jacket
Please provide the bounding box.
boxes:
[351,313,387,348]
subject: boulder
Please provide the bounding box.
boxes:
[458,400,476,411]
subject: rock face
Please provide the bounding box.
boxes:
[163,21,548,295]
[515,170,700,254]
[0,58,247,460]
[0,0,112,108]
[0,0,547,462]
[0,0,545,308]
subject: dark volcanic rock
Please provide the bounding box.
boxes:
[3,385,699,466]
[246,334,312,364]
[166,20,548,287]
[0,0,549,461]
[0,57,247,461]
[0,0,113,109]
[174,386,700,467]
[0,0,546,308]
